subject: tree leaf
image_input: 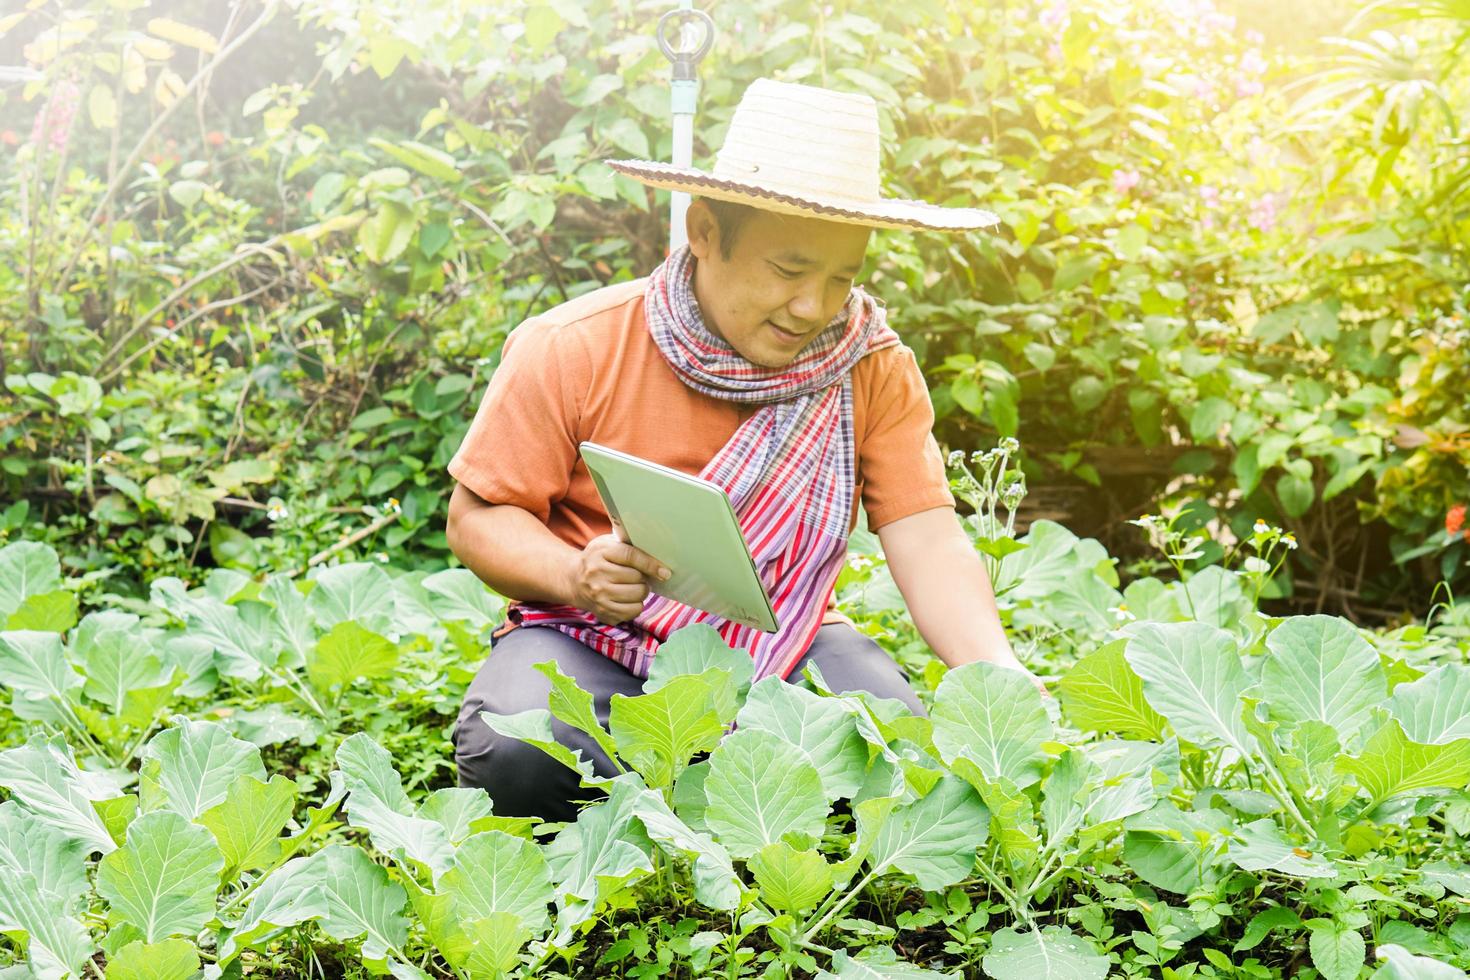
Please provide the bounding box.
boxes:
[1227,818,1337,879]
[646,622,752,721]
[146,17,218,53]
[736,677,870,800]
[1372,944,1468,979]
[1388,664,1470,744]
[533,660,621,766]
[863,775,988,890]
[0,629,84,723]
[1041,744,1161,849]
[1337,720,1470,807]
[105,938,200,980]
[615,775,740,911]
[335,733,454,879]
[1310,923,1367,980]
[0,800,89,913]
[1059,638,1167,741]
[646,623,753,694]
[141,716,266,819]
[463,911,530,979]
[418,787,495,846]
[358,201,417,264]
[0,866,95,980]
[982,926,1110,980]
[818,945,954,978]
[478,708,601,782]
[930,660,1052,788]
[0,541,62,617]
[1123,803,1231,895]
[703,729,829,860]
[1261,615,1385,739]
[316,843,410,963]
[217,854,326,965]
[749,841,832,914]
[149,578,276,682]
[608,673,724,790]
[97,810,224,943]
[199,773,298,880]
[73,622,174,716]
[0,732,121,855]
[7,589,79,632]
[419,569,504,631]
[543,793,654,934]
[439,830,553,935]
[307,620,399,692]
[1123,622,1255,756]
[306,563,395,632]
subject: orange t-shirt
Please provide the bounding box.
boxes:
[447,277,955,631]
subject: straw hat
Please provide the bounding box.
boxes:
[605,78,1001,233]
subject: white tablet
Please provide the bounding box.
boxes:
[578,442,779,633]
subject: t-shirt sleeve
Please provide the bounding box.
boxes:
[857,344,956,531]
[447,320,589,524]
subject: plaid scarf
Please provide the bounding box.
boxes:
[507,244,899,682]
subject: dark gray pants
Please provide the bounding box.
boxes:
[453,622,923,822]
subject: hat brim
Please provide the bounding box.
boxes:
[605,159,1001,233]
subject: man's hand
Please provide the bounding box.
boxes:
[990,653,1052,699]
[566,533,671,626]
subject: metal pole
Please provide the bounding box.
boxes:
[657,5,714,254]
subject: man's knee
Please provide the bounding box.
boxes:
[451,626,628,820]
[797,624,926,717]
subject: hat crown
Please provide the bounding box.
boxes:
[712,78,881,204]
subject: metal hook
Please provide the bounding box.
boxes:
[656,7,715,81]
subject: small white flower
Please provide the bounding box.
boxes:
[267,503,288,522]
[847,555,874,571]
[1127,514,1157,528]
[998,437,1020,454]
[1242,556,1271,574]
[384,497,402,515]
[1253,519,1271,534]
[1282,533,1298,550]
[373,551,389,564]
[1109,604,1136,623]
[947,450,965,468]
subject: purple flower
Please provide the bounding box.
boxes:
[1235,77,1264,98]
[1113,168,1142,195]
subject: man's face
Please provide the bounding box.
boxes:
[686,203,872,369]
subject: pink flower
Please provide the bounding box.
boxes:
[29,79,79,155]
[1240,49,1267,76]
[1040,1,1069,28]
[1113,169,1142,195]
[1192,76,1218,103]
[1200,184,1220,208]
[1248,192,1281,232]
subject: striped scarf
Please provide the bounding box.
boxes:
[507,244,899,682]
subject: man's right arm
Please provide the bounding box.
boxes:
[446,482,671,625]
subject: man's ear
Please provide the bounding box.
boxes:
[685,199,717,260]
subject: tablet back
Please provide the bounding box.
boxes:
[579,442,778,633]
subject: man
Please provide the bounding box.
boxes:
[446,78,1043,823]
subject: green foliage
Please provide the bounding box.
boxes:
[0,535,1466,976]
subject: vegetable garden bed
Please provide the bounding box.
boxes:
[1,526,1467,980]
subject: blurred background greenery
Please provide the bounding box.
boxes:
[1,0,1467,618]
